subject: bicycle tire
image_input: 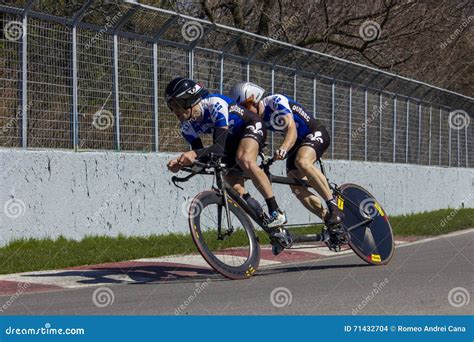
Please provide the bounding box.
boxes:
[337,183,394,265]
[188,190,261,280]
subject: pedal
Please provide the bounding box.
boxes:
[322,226,345,252]
[269,228,293,250]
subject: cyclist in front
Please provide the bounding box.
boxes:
[229,82,344,234]
[165,77,288,240]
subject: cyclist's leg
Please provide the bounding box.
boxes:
[293,126,344,226]
[293,146,332,201]
[287,169,327,220]
[286,146,327,219]
[222,137,266,219]
[236,138,272,198]
[236,137,286,227]
[225,174,246,196]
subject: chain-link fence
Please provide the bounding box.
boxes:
[1,1,472,167]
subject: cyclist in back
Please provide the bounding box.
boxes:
[229,82,344,237]
[165,77,287,232]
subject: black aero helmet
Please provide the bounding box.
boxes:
[164,77,208,109]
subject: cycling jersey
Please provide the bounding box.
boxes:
[179,94,266,164]
[261,94,323,140]
[180,94,262,144]
[261,94,330,171]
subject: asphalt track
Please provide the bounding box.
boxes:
[0,229,472,315]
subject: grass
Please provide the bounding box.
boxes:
[389,208,473,236]
[0,208,472,275]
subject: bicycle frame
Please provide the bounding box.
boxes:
[172,156,374,243]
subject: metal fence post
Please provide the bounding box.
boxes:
[457,123,460,167]
[439,108,442,166]
[188,48,194,79]
[348,85,352,160]
[406,98,409,163]
[113,34,121,150]
[448,108,451,166]
[293,73,297,100]
[393,97,397,163]
[271,67,275,154]
[21,14,28,148]
[153,42,159,152]
[313,77,316,117]
[428,105,432,165]
[465,125,469,167]
[71,25,79,151]
[219,55,224,93]
[364,88,368,161]
[418,103,422,164]
[379,93,382,162]
[70,0,93,151]
[331,81,335,159]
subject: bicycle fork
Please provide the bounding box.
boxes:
[215,170,234,240]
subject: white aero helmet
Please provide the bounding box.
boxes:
[229,82,265,105]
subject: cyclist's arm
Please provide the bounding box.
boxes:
[194,126,228,159]
[270,95,297,152]
[190,138,204,150]
[279,115,297,151]
[193,97,230,159]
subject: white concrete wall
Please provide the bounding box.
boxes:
[0,149,473,246]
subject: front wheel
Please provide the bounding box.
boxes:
[188,190,260,279]
[337,183,394,265]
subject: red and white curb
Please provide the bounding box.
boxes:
[0,240,411,296]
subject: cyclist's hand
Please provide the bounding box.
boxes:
[274,148,288,160]
[167,158,181,173]
[177,151,197,167]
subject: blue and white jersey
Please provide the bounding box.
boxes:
[180,94,254,145]
[261,94,322,140]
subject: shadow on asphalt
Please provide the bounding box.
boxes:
[23,261,371,286]
[25,264,219,285]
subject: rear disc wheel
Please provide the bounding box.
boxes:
[337,183,394,265]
